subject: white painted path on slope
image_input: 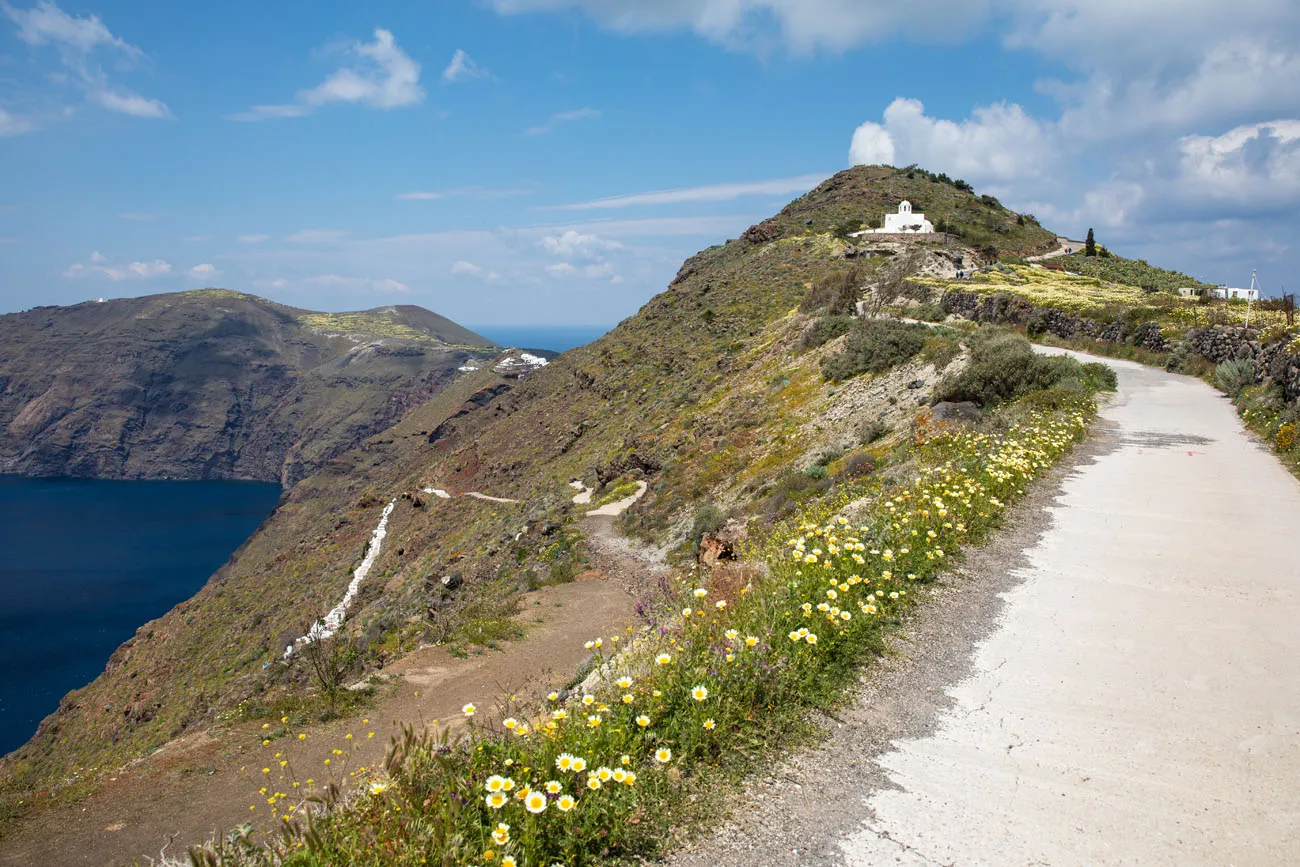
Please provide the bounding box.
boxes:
[843,353,1300,865]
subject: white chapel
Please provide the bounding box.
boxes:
[853,201,935,236]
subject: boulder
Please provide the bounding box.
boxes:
[698,519,749,567]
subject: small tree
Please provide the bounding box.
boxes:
[1085,228,1097,257]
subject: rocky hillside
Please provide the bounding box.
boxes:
[0,165,1058,798]
[0,290,499,486]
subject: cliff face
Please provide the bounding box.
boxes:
[0,290,499,486]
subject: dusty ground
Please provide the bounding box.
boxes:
[0,512,648,867]
[670,353,1300,866]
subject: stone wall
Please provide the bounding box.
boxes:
[938,289,1299,403]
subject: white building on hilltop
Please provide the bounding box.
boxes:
[852,201,935,236]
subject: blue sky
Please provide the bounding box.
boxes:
[1,1,1298,325]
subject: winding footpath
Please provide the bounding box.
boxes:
[673,352,1300,866]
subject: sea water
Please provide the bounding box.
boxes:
[0,476,281,756]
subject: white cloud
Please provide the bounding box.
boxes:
[303,274,410,293]
[64,254,172,281]
[91,88,169,118]
[549,173,828,209]
[525,107,600,135]
[187,263,217,279]
[1176,120,1300,206]
[231,28,422,121]
[849,97,1057,184]
[450,260,501,282]
[0,106,35,137]
[486,0,986,54]
[442,49,490,83]
[395,186,533,201]
[545,262,577,276]
[2,0,170,122]
[286,229,350,244]
[540,229,623,260]
[237,234,271,244]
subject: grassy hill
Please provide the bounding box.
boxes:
[0,165,1073,809]
[0,291,499,486]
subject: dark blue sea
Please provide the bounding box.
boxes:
[0,477,281,756]
[468,324,612,353]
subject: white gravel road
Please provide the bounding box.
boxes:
[672,352,1300,866]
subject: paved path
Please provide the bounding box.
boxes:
[673,353,1300,866]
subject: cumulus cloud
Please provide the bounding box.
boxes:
[442,49,490,82]
[849,97,1057,183]
[450,260,501,282]
[1177,120,1300,206]
[539,229,623,260]
[2,0,169,122]
[230,28,423,121]
[64,253,173,281]
[525,107,600,135]
[187,263,217,279]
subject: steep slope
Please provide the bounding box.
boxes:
[0,291,499,486]
[0,165,1054,801]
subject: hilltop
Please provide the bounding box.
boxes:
[0,290,499,486]
[0,166,1070,832]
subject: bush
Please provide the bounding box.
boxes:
[801,268,863,315]
[858,418,890,445]
[912,302,946,322]
[798,315,853,351]
[934,331,1083,406]
[1080,361,1119,391]
[804,465,829,480]
[920,334,961,370]
[821,319,929,381]
[689,504,726,547]
[836,452,876,479]
[1214,359,1256,397]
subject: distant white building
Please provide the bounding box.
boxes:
[1213,286,1260,301]
[852,201,935,236]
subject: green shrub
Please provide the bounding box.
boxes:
[1080,361,1119,391]
[912,303,947,322]
[920,334,961,370]
[935,331,1083,406]
[805,464,829,480]
[821,319,929,381]
[1214,359,1256,397]
[858,418,890,444]
[798,315,853,351]
[800,268,863,315]
[689,504,726,547]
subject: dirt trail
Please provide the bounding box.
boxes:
[0,511,660,867]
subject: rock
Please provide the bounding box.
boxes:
[907,379,926,390]
[698,519,749,567]
[931,401,982,424]
[439,573,463,592]
[742,220,782,244]
[540,522,561,537]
